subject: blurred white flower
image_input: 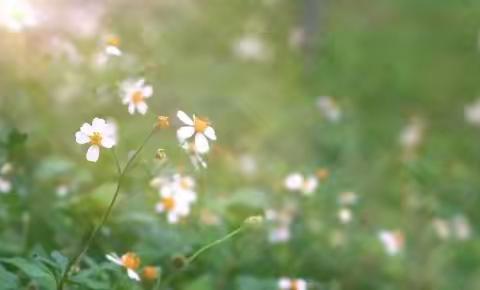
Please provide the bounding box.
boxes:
[0,177,11,193]
[284,173,318,195]
[177,110,216,154]
[452,215,471,241]
[233,34,269,62]
[316,96,342,122]
[0,0,38,32]
[278,278,307,290]
[56,184,70,197]
[106,252,141,281]
[105,35,122,56]
[432,218,451,240]
[75,118,117,162]
[0,163,13,175]
[400,117,424,150]
[465,99,480,126]
[338,191,358,206]
[121,79,153,115]
[153,174,197,224]
[378,230,404,256]
[338,208,352,224]
[265,207,295,243]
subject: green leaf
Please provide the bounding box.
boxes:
[1,257,57,290]
[0,265,19,290]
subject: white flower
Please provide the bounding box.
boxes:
[75,118,116,162]
[102,35,122,56]
[154,174,197,224]
[106,252,141,281]
[265,208,295,244]
[278,278,307,290]
[284,173,318,195]
[233,34,269,61]
[0,0,38,32]
[316,96,342,122]
[400,118,424,149]
[378,230,404,256]
[177,110,216,154]
[338,208,352,224]
[121,79,153,115]
[0,177,11,193]
[465,99,480,126]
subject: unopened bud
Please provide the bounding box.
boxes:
[157,116,170,129]
[155,149,167,161]
[316,168,330,181]
[171,255,188,270]
[142,266,160,281]
[244,215,264,227]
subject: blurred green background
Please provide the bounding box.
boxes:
[1,0,480,289]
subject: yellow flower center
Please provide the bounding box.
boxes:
[162,196,175,211]
[121,252,141,270]
[194,117,209,133]
[89,132,103,146]
[106,36,120,47]
[291,281,300,290]
[132,91,144,104]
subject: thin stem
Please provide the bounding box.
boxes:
[112,149,122,176]
[57,129,156,290]
[186,226,245,264]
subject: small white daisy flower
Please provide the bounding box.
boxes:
[177,110,216,154]
[378,230,404,256]
[338,208,352,224]
[284,173,318,195]
[105,35,122,56]
[155,191,192,224]
[0,177,12,193]
[106,252,141,281]
[75,118,116,162]
[121,79,153,115]
[233,34,269,62]
[316,96,342,122]
[465,99,480,126]
[265,208,295,244]
[278,278,307,290]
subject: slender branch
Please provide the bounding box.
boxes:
[111,149,122,176]
[186,226,245,264]
[57,129,157,290]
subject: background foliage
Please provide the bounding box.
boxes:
[1,0,480,289]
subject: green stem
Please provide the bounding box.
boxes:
[186,226,245,265]
[57,129,156,290]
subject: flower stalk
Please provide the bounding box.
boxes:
[57,128,157,290]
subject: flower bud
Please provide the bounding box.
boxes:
[157,116,170,129]
[155,149,167,161]
[244,215,264,227]
[142,266,160,281]
[171,255,188,270]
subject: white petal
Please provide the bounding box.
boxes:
[86,145,100,162]
[177,126,195,140]
[195,133,210,154]
[136,102,148,115]
[177,110,194,125]
[128,103,135,115]
[278,278,291,289]
[127,269,141,281]
[285,173,303,191]
[135,79,145,88]
[303,177,318,195]
[155,203,165,213]
[204,126,217,140]
[167,212,179,224]
[75,132,90,144]
[105,46,122,56]
[143,86,153,97]
[296,280,307,290]
[106,253,123,266]
[101,136,116,148]
[80,123,93,135]
[92,118,106,132]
